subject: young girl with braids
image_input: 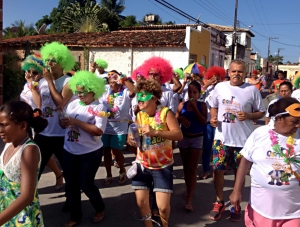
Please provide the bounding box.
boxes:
[0,101,48,226]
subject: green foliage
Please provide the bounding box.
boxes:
[100,0,125,15]
[62,0,106,32]
[73,62,81,71]
[35,15,52,32]
[269,55,284,65]
[3,20,37,39]
[3,54,25,102]
[119,15,138,28]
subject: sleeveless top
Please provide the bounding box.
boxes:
[180,101,205,134]
[0,139,44,226]
[136,106,173,170]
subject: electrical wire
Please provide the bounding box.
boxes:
[252,0,273,36]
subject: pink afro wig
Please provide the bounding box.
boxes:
[131,66,145,81]
[205,66,226,81]
[139,57,173,84]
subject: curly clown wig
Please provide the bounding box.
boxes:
[131,66,145,82]
[139,57,173,84]
[68,71,106,99]
[205,66,226,81]
[174,68,184,79]
[293,72,300,89]
[40,42,75,72]
[21,54,45,74]
[95,59,108,69]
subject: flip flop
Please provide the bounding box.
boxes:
[93,212,104,223]
[118,171,127,184]
[102,177,113,186]
[185,204,193,211]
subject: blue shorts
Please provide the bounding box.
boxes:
[132,164,173,193]
[102,134,127,150]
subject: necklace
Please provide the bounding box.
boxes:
[106,85,124,118]
[269,130,300,165]
[140,105,164,130]
[3,136,29,165]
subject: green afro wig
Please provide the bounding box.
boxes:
[40,42,75,72]
[21,54,45,74]
[95,59,108,69]
[68,70,106,99]
[293,72,300,89]
[174,68,184,79]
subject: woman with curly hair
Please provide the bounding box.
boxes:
[101,70,135,185]
[128,79,182,227]
[35,42,75,179]
[59,71,108,227]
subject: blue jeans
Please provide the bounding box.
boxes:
[202,123,215,173]
[62,148,105,222]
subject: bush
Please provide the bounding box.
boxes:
[3,54,25,102]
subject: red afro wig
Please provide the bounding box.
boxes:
[252,70,258,75]
[131,66,145,81]
[205,66,226,80]
[139,57,173,84]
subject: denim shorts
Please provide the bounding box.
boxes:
[102,134,127,150]
[132,164,173,193]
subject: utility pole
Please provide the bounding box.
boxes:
[266,37,278,79]
[276,48,285,71]
[231,0,238,60]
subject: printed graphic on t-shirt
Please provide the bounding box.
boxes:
[67,126,81,142]
[42,94,55,118]
[221,96,240,123]
[266,147,300,186]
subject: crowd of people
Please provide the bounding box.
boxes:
[0,41,300,227]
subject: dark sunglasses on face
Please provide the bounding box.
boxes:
[32,71,39,75]
[148,72,160,78]
[45,58,57,63]
[74,90,89,96]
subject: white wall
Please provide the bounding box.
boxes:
[90,47,189,75]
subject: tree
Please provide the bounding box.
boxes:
[119,15,138,28]
[35,15,52,32]
[269,55,284,65]
[62,0,106,32]
[46,0,96,33]
[3,20,37,39]
[100,0,125,15]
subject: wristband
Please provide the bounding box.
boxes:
[28,81,39,91]
[119,74,128,84]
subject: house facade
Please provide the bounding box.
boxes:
[3,24,226,77]
[208,24,255,72]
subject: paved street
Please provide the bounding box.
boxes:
[0,89,272,227]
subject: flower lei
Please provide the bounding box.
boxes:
[106,85,124,118]
[141,105,164,130]
[88,106,110,118]
[269,130,300,165]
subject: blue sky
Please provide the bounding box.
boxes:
[4,0,300,63]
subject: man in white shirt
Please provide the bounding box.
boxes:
[209,60,266,222]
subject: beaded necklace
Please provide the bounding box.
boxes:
[140,105,164,130]
[269,129,300,165]
[106,85,124,118]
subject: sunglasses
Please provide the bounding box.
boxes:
[45,58,57,63]
[74,90,89,96]
[32,71,39,75]
[148,72,160,78]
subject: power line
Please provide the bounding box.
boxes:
[252,0,273,36]
[258,0,274,36]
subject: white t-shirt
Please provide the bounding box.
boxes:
[20,83,38,109]
[100,86,132,135]
[241,125,300,219]
[64,99,107,155]
[292,89,300,102]
[202,85,215,122]
[165,83,179,113]
[211,81,265,147]
[95,70,108,79]
[265,98,279,117]
[39,75,71,136]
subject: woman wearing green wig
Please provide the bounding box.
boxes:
[90,58,108,79]
[34,41,75,181]
[59,71,108,226]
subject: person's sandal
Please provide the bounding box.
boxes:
[185,204,193,211]
[55,174,63,191]
[200,172,211,180]
[118,171,127,184]
[93,212,104,223]
[102,177,113,186]
[63,220,80,227]
[114,161,120,168]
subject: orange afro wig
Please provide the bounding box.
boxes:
[205,66,226,80]
[139,57,173,84]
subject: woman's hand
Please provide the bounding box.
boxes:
[229,190,242,211]
[141,125,156,137]
[43,68,54,82]
[180,116,190,128]
[25,71,33,84]
[59,117,71,129]
[189,100,198,111]
[127,135,137,147]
